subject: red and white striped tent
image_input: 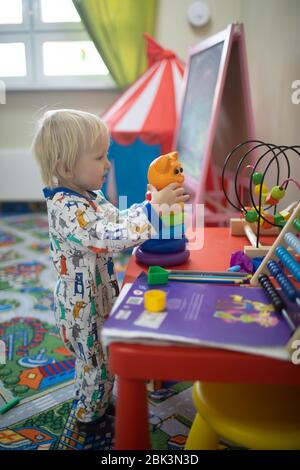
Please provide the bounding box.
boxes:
[102,34,185,206]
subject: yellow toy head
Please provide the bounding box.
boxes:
[147,151,184,191]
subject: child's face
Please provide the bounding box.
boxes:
[73,136,111,191]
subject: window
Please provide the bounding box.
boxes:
[0,0,115,90]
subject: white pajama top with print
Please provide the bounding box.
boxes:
[43,186,154,422]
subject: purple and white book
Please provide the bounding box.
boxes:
[102,273,300,360]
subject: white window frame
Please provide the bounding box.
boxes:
[0,0,31,32]
[0,33,34,87]
[0,0,116,91]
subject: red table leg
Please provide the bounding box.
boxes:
[115,377,150,450]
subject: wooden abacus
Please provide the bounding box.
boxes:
[251,201,300,351]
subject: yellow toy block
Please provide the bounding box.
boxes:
[144,290,166,312]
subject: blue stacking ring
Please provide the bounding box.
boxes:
[141,237,187,254]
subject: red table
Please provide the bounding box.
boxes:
[108,228,300,450]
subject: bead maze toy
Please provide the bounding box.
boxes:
[222,140,300,257]
[135,151,190,266]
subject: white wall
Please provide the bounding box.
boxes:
[0,89,119,200]
[0,0,299,201]
[241,0,300,204]
[156,0,300,142]
[156,0,242,58]
[156,0,300,203]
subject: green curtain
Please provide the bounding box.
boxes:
[72,0,157,87]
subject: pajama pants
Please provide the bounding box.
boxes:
[54,277,115,423]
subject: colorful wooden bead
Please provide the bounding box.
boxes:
[261,192,267,204]
[284,232,300,256]
[265,193,279,206]
[293,218,300,232]
[254,206,265,226]
[274,213,285,226]
[275,245,300,282]
[270,186,285,200]
[279,209,290,221]
[254,184,268,196]
[245,209,259,223]
[261,213,274,230]
[252,172,263,185]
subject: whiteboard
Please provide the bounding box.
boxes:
[175,24,254,214]
[177,42,223,185]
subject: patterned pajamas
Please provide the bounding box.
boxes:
[44,187,153,422]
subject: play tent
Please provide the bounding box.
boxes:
[102,34,185,207]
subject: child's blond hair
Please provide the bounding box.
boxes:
[32,109,109,188]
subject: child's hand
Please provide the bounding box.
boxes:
[148,183,190,210]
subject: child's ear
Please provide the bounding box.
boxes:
[55,160,73,179]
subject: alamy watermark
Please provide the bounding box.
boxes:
[291,80,300,104]
[117,196,205,251]
[0,80,6,104]
[290,340,300,365]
